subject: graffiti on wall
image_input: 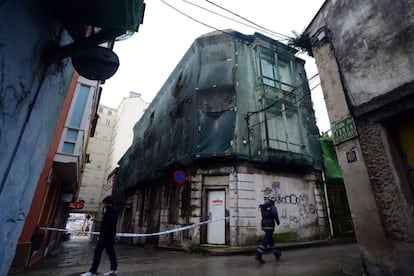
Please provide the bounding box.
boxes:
[271,181,316,228]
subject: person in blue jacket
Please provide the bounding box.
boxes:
[255,189,282,264]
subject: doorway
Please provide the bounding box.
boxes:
[207,190,226,244]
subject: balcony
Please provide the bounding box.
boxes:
[53,127,86,194]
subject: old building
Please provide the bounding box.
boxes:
[303,0,414,274]
[10,75,102,273]
[78,93,148,234]
[116,30,330,249]
[79,105,117,214]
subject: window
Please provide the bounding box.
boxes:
[265,105,303,153]
[105,119,111,126]
[278,58,294,92]
[257,47,304,154]
[66,129,78,140]
[259,47,294,92]
[260,48,277,87]
[70,85,89,127]
[98,107,103,113]
[85,154,91,163]
[62,85,90,154]
[107,110,112,115]
[62,142,75,153]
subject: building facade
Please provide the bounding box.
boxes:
[10,75,101,272]
[79,94,148,233]
[78,105,117,214]
[117,31,330,249]
[303,0,414,275]
[106,92,149,184]
[1,0,145,273]
[0,2,81,273]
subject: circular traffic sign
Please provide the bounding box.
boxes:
[173,170,187,185]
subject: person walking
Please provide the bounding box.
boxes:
[81,196,119,276]
[255,187,282,264]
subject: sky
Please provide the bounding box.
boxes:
[100,0,330,133]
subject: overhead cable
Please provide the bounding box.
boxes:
[161,0,240,39]
[250,81,321,128]
[247,73,319,116]
[205,0,292,40]
[182,0,287,41]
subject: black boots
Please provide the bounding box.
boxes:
[255,256,266,264]
[255,250,281,263]
[275,251,282,260]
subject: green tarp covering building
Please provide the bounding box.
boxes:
[319,136,343,182]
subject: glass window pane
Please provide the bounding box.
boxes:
[279,59,293,91]
[267,115,287,150]
[261,49,276,87]
[62,142,75,154]
[66,129,78,141]
[69,85,90,128]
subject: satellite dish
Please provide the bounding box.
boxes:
[71,46,120,81]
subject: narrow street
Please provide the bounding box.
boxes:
[11,235,365,276]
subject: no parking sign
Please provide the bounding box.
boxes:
[173,170,187,185]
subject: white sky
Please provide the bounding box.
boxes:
[100,0,330,133]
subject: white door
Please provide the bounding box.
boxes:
[207,190,225,244]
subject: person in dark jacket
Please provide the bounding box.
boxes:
[81,196,119,276]
[255,192,281,264]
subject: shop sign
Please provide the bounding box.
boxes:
[332,116,358,145]
[68,201,84,209]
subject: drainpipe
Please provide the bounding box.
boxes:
[245,113,252,158]
[322,171,334,238]
[232,166,240,246]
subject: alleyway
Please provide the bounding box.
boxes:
[10,235,365,276]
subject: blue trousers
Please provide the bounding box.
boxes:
[256,229,280,259]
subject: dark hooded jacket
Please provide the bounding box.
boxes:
[100,205,118,241]
[259,200,280,230]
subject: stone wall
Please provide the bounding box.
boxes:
[136,165,329,249]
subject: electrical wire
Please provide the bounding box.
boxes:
[249,82,320,128]
[181,0,287,41]
[205,0,292,40]
[160,0,237,39]
[247,73,319,116]
[161,0,293,43]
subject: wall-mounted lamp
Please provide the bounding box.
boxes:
[42,0,145,81]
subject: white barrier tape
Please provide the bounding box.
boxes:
[40,216,229,238]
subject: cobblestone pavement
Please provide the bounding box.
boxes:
[10,235,365,276]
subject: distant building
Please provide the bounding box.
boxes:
[106,92,148,186]
[78,93,148,232]
[117,30,329,249]
[303,0,414,274]
[78,105,117,214]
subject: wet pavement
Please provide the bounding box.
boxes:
[10,235,366,276]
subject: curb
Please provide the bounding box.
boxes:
[203,238,357,256]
